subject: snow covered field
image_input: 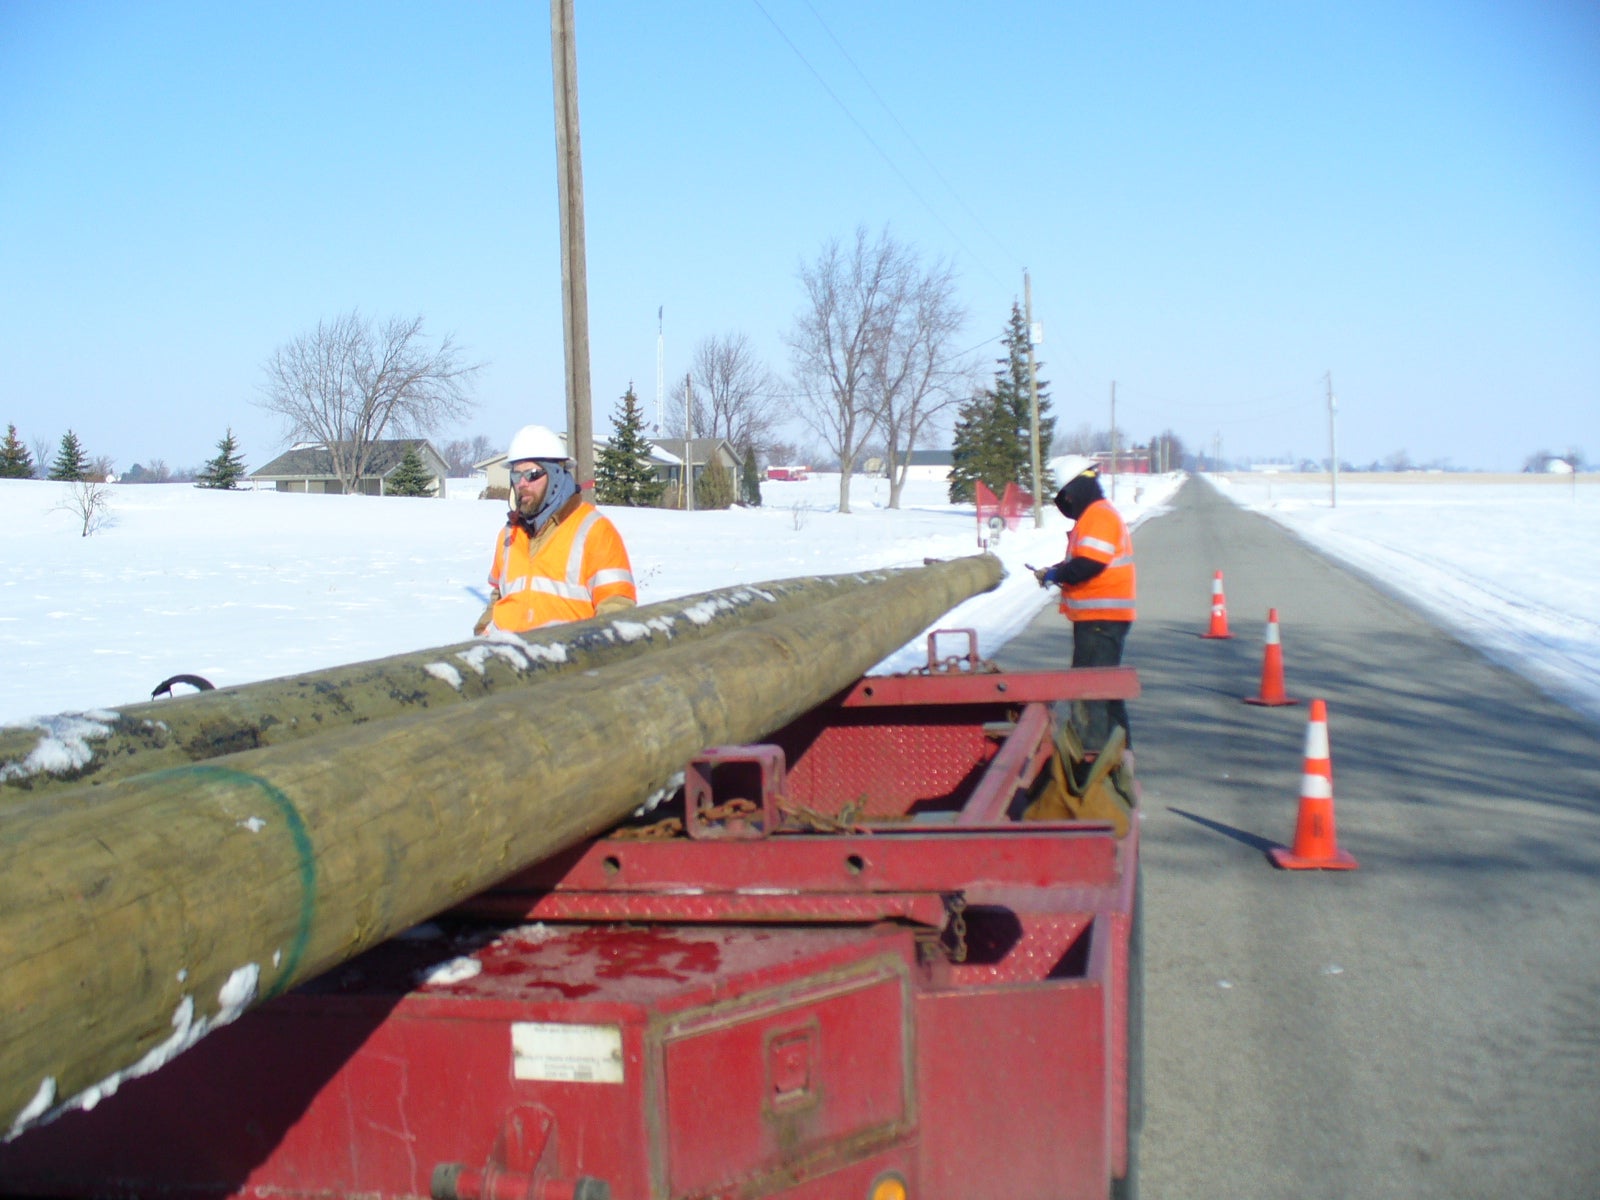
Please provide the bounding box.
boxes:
[2,469,1596,732]
[1215,472,1600,727]
[0,469,1178,727]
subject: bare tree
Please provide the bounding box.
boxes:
[662,379,697,440]
[440,435,503,475]
[1383,448,1413,473]
[256,311,481,495]
[29,437,52,480]
[54,479,114,537]
[786,227,913,513]
[122,460,172,483]
[1054,423,1111,456]
[666,333,779,452]
[766,439,803,468]
[869,253,970,508]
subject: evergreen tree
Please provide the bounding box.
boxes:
[990,301,1058,500]
[947,393,986,504]
[947,389,1015,504]
[385,445,435,497]
[595,386,664,506]
[739,446,762,506]
[0,425,34,479]
[48,430,89,481]
[195,427,248,489]
[697,455,736,510]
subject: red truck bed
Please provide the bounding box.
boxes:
[0,655,1142,1200]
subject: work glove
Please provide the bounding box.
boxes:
[1034,565,1058,588]
[473,589,501,636]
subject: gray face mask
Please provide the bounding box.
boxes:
[518,461,579,533]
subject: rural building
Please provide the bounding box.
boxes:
[251,440,450,497]
[477,436,737,498]
[1091,448,1153,475]
[902,449,954,483]
[650,438,744,491]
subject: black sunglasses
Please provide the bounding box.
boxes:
[509,465,549,486]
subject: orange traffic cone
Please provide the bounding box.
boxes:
[1244,608,1299,706]
[1270,699,1358,870]
[1201,570,1232,638]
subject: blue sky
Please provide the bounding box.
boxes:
[1,0,1595,473]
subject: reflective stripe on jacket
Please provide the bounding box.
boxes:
[488,497,636,631]
[1058,498,1136,623]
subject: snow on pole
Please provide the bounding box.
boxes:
[0,554,1002,1137]
[1,568,929,800]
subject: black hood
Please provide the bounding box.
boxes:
[1053,471,1104,521]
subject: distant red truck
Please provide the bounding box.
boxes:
[766,465,810,481]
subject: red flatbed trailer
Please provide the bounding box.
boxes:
[0,639,1142,1200]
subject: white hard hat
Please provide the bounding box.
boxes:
[506,424,568,464]
[1052,455,1099,483]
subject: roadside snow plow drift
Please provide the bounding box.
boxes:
[0,556,1143,1200]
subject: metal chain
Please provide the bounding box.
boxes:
[611,816,682,840]
[776,794,870,833]
[944,893,969,964]
[612,797,760,840]
[915,654,1000,676]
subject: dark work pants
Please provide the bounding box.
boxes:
[1070,619,1132,752]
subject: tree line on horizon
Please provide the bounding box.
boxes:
[1,425,254,489]
[13,224,1584,497]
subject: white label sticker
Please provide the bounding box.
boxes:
[511,1022,624,1084]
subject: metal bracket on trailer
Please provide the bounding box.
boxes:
[685,744,787,840]
[919,628,996,675]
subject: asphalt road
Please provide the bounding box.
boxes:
[996,476,1600,1199]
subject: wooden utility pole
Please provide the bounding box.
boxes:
[1327,370,1338,509]
[684,372,696,512]
[1024,271,1044,528]
[0,556,1003,1137]
[1,571,943,799]
[1109,381,1118,501]
[655,307,665,435]
[550,0,593,486]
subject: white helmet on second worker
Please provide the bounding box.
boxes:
[1052,455,1098,484]
[506,424,569,464]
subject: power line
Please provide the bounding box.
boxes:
[748,0,1007,289]
[796,0,1023,269]
[762,331,1003,403]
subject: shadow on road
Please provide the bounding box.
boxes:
[1168,806,1279,854]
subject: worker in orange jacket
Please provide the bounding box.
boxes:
[1033,458,1136,754]
[474,424,637,635]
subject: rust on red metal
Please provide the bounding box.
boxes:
[922,627,987,673]
[685,744,787,840]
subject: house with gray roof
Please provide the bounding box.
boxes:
[476,436,735,499]
[251,439,450,497]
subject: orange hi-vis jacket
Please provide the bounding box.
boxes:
[488,496,636,632]
[1058,497,1137,623]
